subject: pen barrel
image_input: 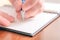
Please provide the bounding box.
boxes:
[21,0,25,21]
[22,0,25,4]
[21,10,25,21]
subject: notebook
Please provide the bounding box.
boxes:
[0,4,59,37]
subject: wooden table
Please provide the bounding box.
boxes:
[0,17,60,40]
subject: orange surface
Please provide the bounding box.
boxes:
[0,17,60,40]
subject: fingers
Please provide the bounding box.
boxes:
[9,0,15,4]
[0,16,10,27]
[9,0,43,21]
[9,0,22,11]
[22,0,39,11]
[17,11,22,21]
[0,11,14,27]
[0,11,14,22]
[16,0,43,20]
[24,1,42,19]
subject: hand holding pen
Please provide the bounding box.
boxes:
[0,0,42,27]
[9,0,43,21]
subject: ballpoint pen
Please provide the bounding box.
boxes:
[21,0,25,21]
[15,0,25,21]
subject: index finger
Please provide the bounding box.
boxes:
[9,0,15,4]
[9,0,22,11]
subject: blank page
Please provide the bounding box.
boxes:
[0,6,59,37]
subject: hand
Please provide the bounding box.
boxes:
[0,10,14,27]
[9,0,22,11]
[9,0,43,20]
[22,0,43,19]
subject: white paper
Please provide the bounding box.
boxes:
[0,6,59,36]
[44,2,60,14]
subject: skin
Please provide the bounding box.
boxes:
[9,0,43,20]
[0,10,14,27]
[0,0,42,27]
[0,0,43,39]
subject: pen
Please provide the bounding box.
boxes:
[21,0,25,21]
